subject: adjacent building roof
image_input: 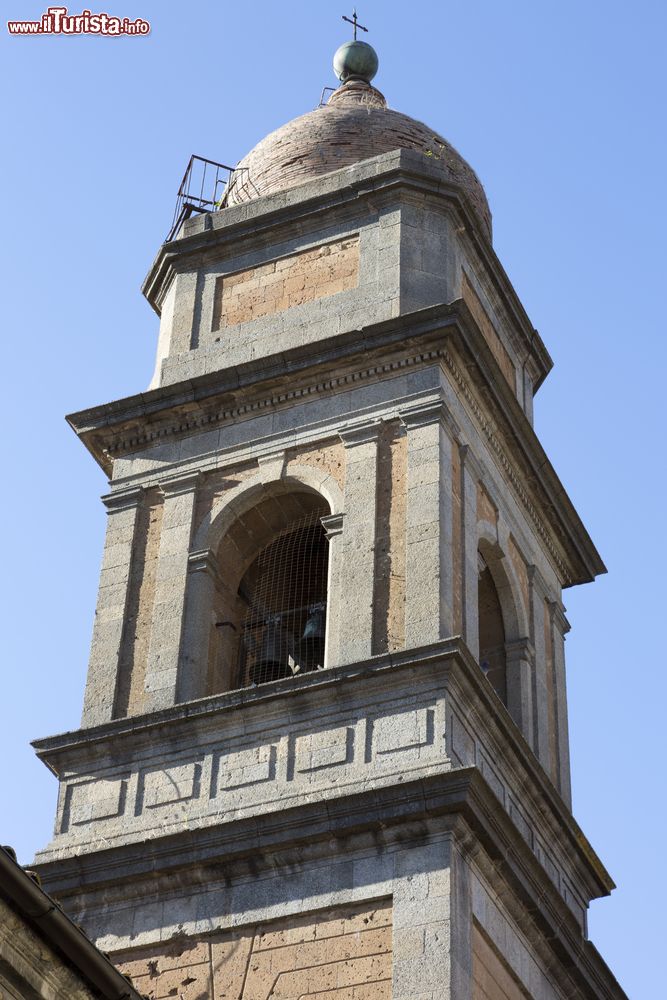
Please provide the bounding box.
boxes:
[0,845,144,999]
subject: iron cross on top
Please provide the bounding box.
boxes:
[342,9,368,40]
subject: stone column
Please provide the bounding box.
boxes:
[401,400,455,647]
[81,486,143,728]
[505,637,535,747]
[143,472,200,712]
[459,444,480,656]
[549,601,573,806]
[337,423,381,663]
[320,513,344,669]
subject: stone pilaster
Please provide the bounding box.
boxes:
[177,549,221,703]
[143,473,200,712]
[169,270,200,355]
[528,565,552,775]
[549,601,573,806]
[459,444,481,655]
[81,486,143,728]
[401,400,455,647]
[320,512,345,668]
[392,837,472,1000]
[336,423,381,663]
[505,637,535,747]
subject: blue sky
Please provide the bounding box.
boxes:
[1,2,664,995]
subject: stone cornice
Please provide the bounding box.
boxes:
[31,769,624,999]
[142,148,550,385]
[32,637,612,905]
[100,485,144,512]
[338,418,383,447]
[67,301,604,585]
[158,470,201,497]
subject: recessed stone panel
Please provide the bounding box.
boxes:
[141,762,202,810]
[67,778,126,828]
[212,237,360,329]
[295,725,354,772]
[373,706,434,756]
[212,744,276,793]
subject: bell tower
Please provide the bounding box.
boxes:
[33,33,627,1000]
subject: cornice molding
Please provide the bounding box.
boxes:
[99,346,566,583]
[158,470,201,498]
[31,767,624,1000]
[187,548,226,591]
[100,485,144,513]
[440,347,572,583]
[142,149,550,391]
[338,418,383,447]
[549,600,572,636]
[102,349,446,457]
[68,302,603,586]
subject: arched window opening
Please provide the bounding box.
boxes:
[204,488,331,695]
[237,507,329,685]
[478,557,507,703]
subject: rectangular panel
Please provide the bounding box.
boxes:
[373,706,434,755]
[141,762,202,810]
[213,237,360,328]
[295,726,354,773]
[212,744,276,793]
[67,778,126,827]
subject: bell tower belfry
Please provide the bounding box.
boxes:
[33,34,627,1000]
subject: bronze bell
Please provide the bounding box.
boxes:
[302,602,326,641]
[250,616,292,684]
[297,602,326,672]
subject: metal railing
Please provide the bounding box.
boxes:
[166,154,258,241]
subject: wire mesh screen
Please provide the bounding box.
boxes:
[237,508,329,686]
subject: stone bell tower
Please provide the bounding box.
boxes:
[33,33,627,1000]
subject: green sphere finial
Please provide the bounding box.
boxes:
[333,40,379,84]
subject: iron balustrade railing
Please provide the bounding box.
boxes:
[166,154,258,241]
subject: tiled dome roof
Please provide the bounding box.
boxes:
[226,80,492,239]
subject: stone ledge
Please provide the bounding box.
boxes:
[33,769,625,1000]
[33,638,612,922]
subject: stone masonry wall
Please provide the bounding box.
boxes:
[212,237,360,329]
[115,899,391,1000]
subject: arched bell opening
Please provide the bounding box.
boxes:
[477,555,508,703]
[237,509,329,685]
[206,488,331,693]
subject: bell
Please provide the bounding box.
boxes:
[250,616,292,684]
[296,602,326,673]
[302,603,326,641]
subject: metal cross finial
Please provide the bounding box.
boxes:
[342,9,368,40]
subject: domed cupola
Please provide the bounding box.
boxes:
[226,36,492,239]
